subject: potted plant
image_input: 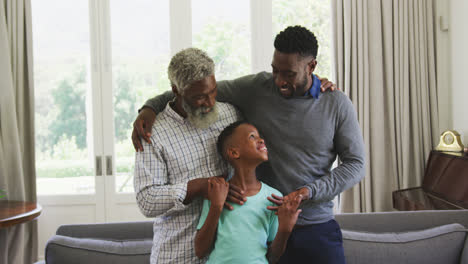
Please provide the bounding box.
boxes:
[0,189,6,199]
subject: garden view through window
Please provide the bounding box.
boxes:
[33,0,331,196]
[33,0,94,195]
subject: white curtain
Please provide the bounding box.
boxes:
[0,0,38,263]
[332,0,439,212]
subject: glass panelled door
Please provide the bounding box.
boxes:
[33,2,107,251]
[104,0,172,221]
[34,0,173,223]
[33,0,98,197]
[110,0,171,195]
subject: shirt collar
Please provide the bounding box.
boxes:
[304,74,321,99]
[164,102,187,124]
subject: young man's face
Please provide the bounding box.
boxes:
[271,50,317,98]
[232,124,268,163]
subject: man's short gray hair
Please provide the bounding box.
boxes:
[168,48,215,94]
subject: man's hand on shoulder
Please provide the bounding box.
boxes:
[132,107,157,152]
[316,75,339,92]
[224,183,247,210]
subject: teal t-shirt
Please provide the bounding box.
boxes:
[197,182,282,264]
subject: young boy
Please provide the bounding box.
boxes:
[195,121,302,263]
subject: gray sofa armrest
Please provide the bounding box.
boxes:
[341,223,467,264]
[335,210,468,232]
[45,221,154,264]
[336,211,468,264]
[45,235,152,264]
[56,221,153,240]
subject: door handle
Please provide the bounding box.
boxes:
[96,156,102,176]
[106,155,113,176]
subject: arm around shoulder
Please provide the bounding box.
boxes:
[142,90,175,114]
[216,72,271,108]
[132,91,175,151]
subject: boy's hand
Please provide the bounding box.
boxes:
[267,193,284,211]
[267,187,309,212]
[277,195,302,233]
[207,177,229,209]
[224,183,247,210]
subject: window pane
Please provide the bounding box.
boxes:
[272,0,332,78]
[32,0,94,195]
[192,0,251,80]
[110,0,170,193]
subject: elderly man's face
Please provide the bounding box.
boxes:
[183,75,217,111]
[180,75,219,129]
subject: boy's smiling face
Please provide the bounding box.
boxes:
[230,124,268,163]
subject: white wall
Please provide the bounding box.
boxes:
[437,0,468,145]
[449,0,468,145]
[435,0,451,133]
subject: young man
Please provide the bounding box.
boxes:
[134,48,241,264]
[134,26,364,263]
[195,121,301,264]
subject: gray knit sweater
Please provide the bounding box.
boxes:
[144,71,365,225]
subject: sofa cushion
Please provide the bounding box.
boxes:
[461,234,468,264]
[342,223,467,264]
[45,235,152,264]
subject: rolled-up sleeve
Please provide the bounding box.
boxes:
[134,139,187,218]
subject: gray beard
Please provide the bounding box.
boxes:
[181,99,219,129]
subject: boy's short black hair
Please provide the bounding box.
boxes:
[274,25,318,59]
[217,120,249,160]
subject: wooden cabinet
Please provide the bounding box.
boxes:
[393,151,468,210]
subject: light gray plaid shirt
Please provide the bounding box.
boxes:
[134,102,241,264]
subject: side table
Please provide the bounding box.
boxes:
[0,200,42,228]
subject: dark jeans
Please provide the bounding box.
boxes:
[279,219,346,264]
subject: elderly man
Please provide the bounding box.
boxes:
[134,26,365,263]
[134,48,241,263]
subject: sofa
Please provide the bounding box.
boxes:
[39,209,468,264]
